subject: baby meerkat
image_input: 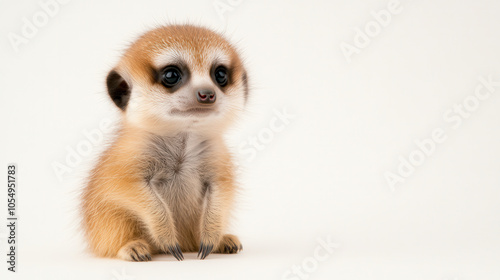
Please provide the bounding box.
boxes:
[81,24,248,261]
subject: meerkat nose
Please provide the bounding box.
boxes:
[197,89,216,104]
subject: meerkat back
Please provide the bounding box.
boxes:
[81,24,248,261]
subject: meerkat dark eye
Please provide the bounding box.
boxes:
[161,66,182,88]
[214,66,228,87]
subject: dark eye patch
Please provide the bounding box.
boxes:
[155,62,190,92]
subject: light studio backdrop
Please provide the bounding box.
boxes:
[1,0,499,279]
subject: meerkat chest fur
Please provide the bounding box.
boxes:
[143,132,211,224]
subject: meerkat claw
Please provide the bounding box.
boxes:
[168,244,184,261]
[198,243,214,260]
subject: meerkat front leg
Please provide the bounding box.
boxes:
[198,182,226,259]
[136,191,184,261]
[198,181,242,259]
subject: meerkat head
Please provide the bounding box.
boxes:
[106,24,248,135]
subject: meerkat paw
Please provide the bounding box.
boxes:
[217,234,243,254]
[117,239,152,262]
[164,243,184,261]
[198,234,242,259]
[198,234,223,260]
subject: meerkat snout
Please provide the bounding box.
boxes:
[82,24,248,262]
[196,89,216,104]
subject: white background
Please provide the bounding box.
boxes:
[1,0,500,279]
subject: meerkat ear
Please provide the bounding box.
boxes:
[106,69,131,110]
